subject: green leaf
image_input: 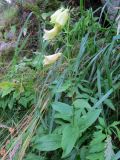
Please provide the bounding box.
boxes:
[8,98,15,109]
[76,93,90,99]
[18,97,28,108]
[32,53,44,69]
[87,130,106,160]
[87,152,104,160]
[41,12,52,20]
[24,153,45,160]
[56,81,71,93]
[34,134,62,151]
[110,121,120,127]
[74,33,89,73]
[109,125,120,140]
[52,102,73,116]
[2,87,14,97]
[78,84,93,94]
[73,99,91,109]
[93,83,120,109]
[113,151,120,160]
[77,109,101,132]
[80,146,88,160]
[54,113,71,122]
[61,125,80,158]
[90,131,106,146]
[89,143,104,153]
[98,117,106,128]
[0,82,15,97]
[104,99,115,111]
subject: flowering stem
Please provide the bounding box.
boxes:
[66,17,70,59]
[80,0,84,15]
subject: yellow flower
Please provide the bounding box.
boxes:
[50,8,69,27]
[43,52,62,66]
[50,8,64,24]
[43,8,69,41]
[43,24,61,41]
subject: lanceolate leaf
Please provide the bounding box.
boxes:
[77,109,102,132]
[93,82,120,109]
[52,102,73,116]
[34,134,62,151]
[61,125,80,158]
[104,99,115,111]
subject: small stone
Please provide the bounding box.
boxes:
[5,31,16,41]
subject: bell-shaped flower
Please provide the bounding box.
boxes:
[50,8,69,27]
[50,8,64,24]
[43,52,62,66]
[43,24,61,41]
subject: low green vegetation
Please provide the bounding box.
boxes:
[0,0,120,159]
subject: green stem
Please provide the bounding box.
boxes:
[80,0,84,15]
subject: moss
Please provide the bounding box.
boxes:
[3,6,18,22]
[0,6,18,30]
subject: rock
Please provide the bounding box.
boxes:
[101,0,120,20]
[5,0,12,3]
[5,31,16,41]
[0,41,16,56]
